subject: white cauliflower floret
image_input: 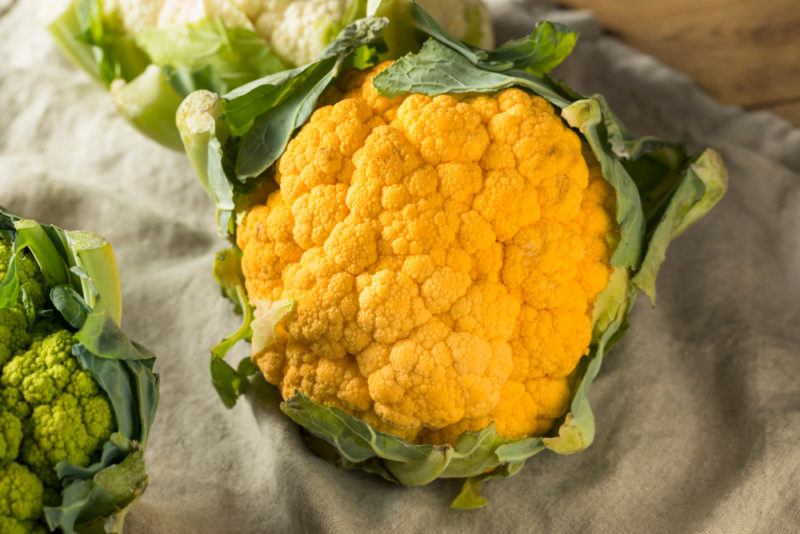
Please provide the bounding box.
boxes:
[104,0,164,33]
[157,0,253,30]
[231,0,292,20]
[251,0,495,64]
[255,0,349,65]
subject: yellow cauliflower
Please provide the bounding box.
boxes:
[179,11,726,507]
[237,64,616,444]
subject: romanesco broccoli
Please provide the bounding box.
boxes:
[0,211,159,529]
[0,232,116,531]
[1,330,114,486]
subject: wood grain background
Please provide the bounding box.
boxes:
[559,0,800,126]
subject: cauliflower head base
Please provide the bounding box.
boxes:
[238,65,616,445]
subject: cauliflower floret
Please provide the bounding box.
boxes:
[103,0,164,33]
[0,462,44,534]
[0,309,29,370]
[243,65,616,444]
[255,0,350,66]
[0,410,23,463]
[250,0,495,65]
[1,330,114,486]
[157,0,254,30]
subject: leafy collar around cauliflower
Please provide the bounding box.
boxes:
[0,208,159,532]
[176,2,727,509]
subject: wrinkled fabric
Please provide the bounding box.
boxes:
[1,1,798,532]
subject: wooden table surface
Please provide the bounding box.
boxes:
[560,0,800,126]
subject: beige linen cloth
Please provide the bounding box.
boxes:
[1,1,798,532]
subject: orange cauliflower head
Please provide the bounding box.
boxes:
[237,63,617,445]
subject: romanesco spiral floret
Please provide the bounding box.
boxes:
[1,330,114,486]
[0,462,44,534]
[0,309,28,369]
[0,410,23,463]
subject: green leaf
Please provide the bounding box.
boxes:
[13,220,71,289]
[135,18,287,95]
[373,40,571,107]
[562,98,646,269]
[163,64,223,97]
[206,137,238,234]
[374,39,509,95]
[44,450,148,533]
[236,58,339,178]
[542,398,595,454]
[75,308,153,361]
[124,357,160,448]
[55,433,131,483]
[632,149,728,301]
[73,342,159,447]
[410,1,487,64]
[283,393,525,486]
[209,248,259,408]
[50,285,91,329]
[210,357,248,409]
[491,21,578,75]
[213,248,245,309]
[250,299,294,355]
[73,345,138,439]
[320,16,389,58]
[325,0,370,44]
[222,65,309,135]
[590,268,630,338]
[74,0,149,86]
[0,252,19,309]
[451,476,489,510]
[451,462,524,510]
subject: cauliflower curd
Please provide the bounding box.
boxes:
[238,64,617,445]
[100,0,493,66]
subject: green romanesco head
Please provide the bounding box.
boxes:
[1,330,114,486]
[0,462,44,534]
[0,238,45,367]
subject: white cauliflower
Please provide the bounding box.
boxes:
[45,0,494,150]
[103,0,494,66]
